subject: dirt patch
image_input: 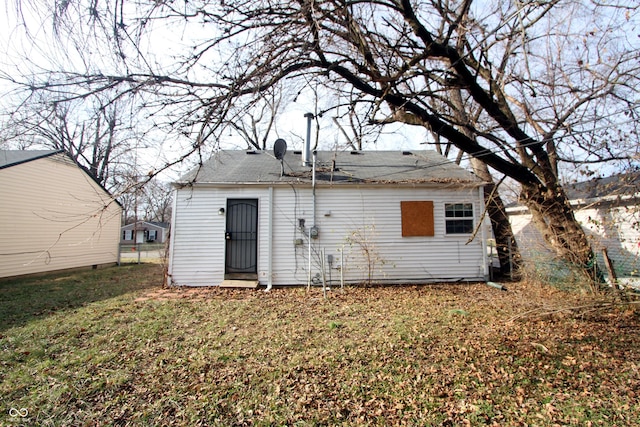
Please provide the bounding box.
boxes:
[134,286,218,301]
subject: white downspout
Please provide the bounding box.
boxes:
[305,113,315,289]
[480,185,489,280]
[266,186,274,291]
[307,158,316,290]
[166,187,179,286]
[307,232,312,289]
[312,151,317,228]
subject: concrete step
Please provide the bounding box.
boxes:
[220,279,259,289]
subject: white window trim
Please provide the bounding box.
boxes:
[444,203,474,235]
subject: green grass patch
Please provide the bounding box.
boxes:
[0,264,161,331]
[1,267,639,426]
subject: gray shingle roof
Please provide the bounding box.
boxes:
[564,172,640,200]
[179,150,483,186]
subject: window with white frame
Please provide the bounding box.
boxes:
[123,230,134,241]
[147,230,157,241]
[445,203,474,234]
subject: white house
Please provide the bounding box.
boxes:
[0,150,122,279]
[508,173,640,280]
[121,221,170,244]
[168,149,488,288]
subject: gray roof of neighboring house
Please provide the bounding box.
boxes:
[178,150,483,186]
[147,221,170,228]
[122,221,170,229]
[507,171,640,213]
[564,172,640,200]
[0,150,63,169]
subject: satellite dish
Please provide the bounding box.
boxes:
[274,138,287,177]
[274,138,287,160]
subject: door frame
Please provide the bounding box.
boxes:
[224,198,259,280]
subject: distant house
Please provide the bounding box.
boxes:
[0,150,122,279]
[168,150,488,288]
[507,173,640,279]
[121,221,170,244]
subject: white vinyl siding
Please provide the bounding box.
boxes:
[168,186,270,286]
[0,154,121,278]
[169,183,486,286]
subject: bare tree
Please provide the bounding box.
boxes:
[333,94,389,151]
[228,90,282,150]
[139,180,173,224]
[0,92,136,191]
[4,0,640,284]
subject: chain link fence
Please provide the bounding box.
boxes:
[119,243,168,264]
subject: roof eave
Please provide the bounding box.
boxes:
[174,179,485,188]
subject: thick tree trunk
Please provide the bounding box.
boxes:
[486,184,521,278]
[520,182,602,284]
[469,158,521,278]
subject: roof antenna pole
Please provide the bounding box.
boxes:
[304,113,314,167]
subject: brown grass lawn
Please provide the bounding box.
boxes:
[1,263,639,426]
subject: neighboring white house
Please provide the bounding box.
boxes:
[121,221,170,244]
[168,149,488,288]
[508,173,640,280]
[0,150,122,279]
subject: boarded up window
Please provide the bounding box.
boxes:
[401,201,434,237]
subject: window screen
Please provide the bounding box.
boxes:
[445,203,474,234]
[401,201,434,237]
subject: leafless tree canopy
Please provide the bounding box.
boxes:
[4,1,637,172]
[1,92,139,190]
[3,0,640,280]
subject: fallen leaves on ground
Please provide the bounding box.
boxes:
[1,265,638,426]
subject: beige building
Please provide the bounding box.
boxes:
[0,150,122,279]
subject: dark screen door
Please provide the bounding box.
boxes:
[225,199,258,276]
